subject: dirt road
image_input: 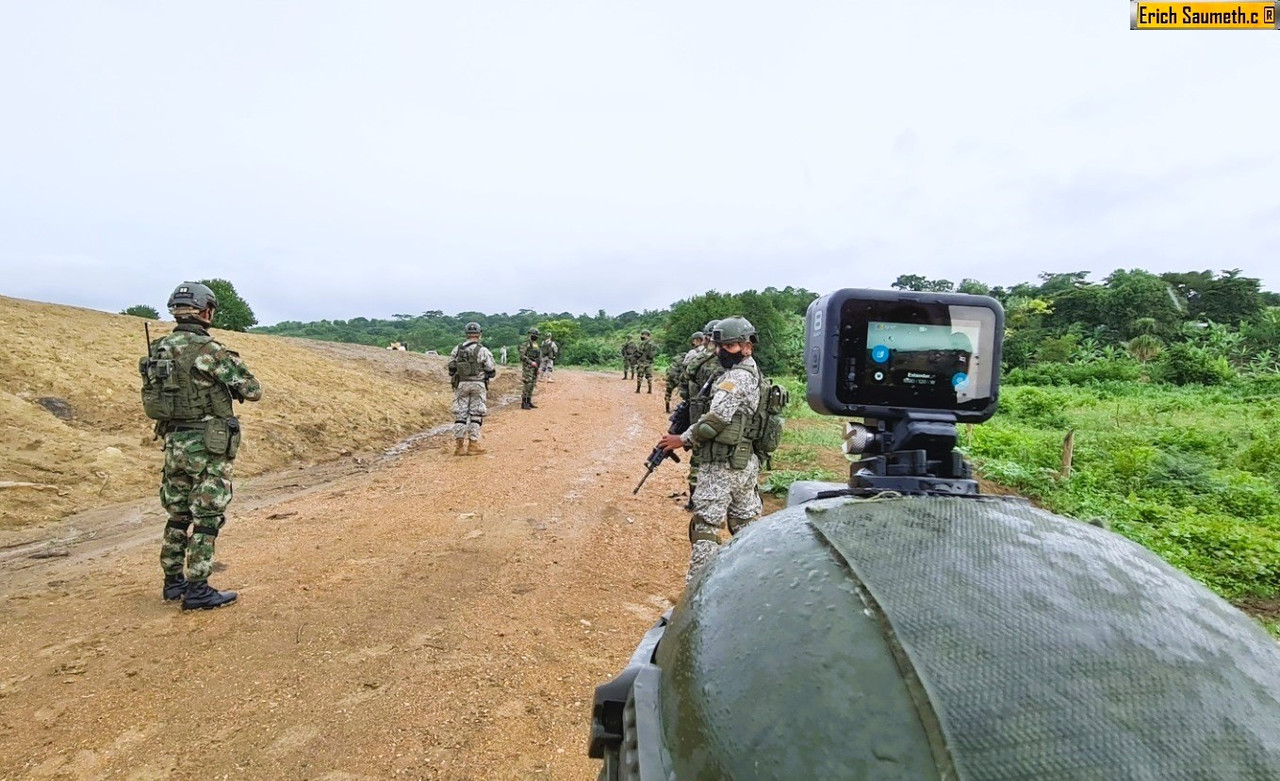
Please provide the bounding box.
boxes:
[0,371,695,780]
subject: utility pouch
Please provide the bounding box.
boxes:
[140,356,177,420]
[204,417,241,459]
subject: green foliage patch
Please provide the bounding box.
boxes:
[963,381,1280,601]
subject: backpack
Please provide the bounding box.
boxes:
[746,376,789,460]
[450,341,484,381]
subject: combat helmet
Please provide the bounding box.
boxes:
[691,331,705,342]
[711,316,757,345]
[703,319,721,335]
[641,329,651,337]
[528,327,540,337]
[464,322,482,336]
[167,282,218,314]
[591,496,1280,779]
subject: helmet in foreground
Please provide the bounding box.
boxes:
[590,496,1280,779]
[464,322,482,335]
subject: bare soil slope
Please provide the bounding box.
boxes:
[0,345,692,778]
[0,295,515,531]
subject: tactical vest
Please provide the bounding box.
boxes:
[698,363,789,469]
[686,352,723,422]
[139,332,234,424]
[452,341,485,381]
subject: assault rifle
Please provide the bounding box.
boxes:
[633,401,690,494]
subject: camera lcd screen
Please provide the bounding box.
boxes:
[818,293,1001,419]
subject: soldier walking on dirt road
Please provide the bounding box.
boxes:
[621,334,637,379]
[520,328,542,409]
[140,282,262,610]
[634,329,658,395]
[449,322,496,456]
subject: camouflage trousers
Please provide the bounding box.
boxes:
[633,362,653,380]
[159,430,234,582]
[522,364,539,398]
[452,380,487,441]
[539,358,555,375]
[623,358,634,378]
[686,455,762,584]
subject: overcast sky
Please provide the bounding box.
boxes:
[1,1,1276,325]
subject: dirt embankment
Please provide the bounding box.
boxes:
[0,295,517,532]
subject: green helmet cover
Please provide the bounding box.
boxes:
[703,319,721,334]
[691,331,705,341]
[712,316,756,345]
[464,321,482,335]
[167,282,218,313]
[528,327,540,337]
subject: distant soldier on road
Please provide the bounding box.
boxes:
[621,334,637,379]
[500,345,508,365]
[658,317,765,583]
[139,282,262,610]
[680,319,722,507]
[665,331,704,412]
[448,322,496,456]
[539,333,560,381]
[520,327,542,409]
[634,329,659,394]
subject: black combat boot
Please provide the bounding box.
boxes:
[163,573,187,601]
[182,580,238,611]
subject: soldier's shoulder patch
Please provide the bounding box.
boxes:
[716,380,736,392]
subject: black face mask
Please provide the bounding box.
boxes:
[717,347,745,369]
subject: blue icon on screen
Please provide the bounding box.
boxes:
[871,345,890,363]
[952,372,969,389]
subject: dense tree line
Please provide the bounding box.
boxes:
[252,269,1277,386]
[892,268,1279,385]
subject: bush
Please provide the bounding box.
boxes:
[121,304,160,319]
[1156,343,1234,386]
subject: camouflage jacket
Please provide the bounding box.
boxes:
[621,341,637,358]
[540,339,560,360]
[155,323,263,405]
[680,357,761,449]
[520,340,541,368]
[635,340,659,364]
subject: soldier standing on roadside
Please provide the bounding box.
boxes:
[449,322,496,456]
[680,319,722,508]
[520,327,542,409]
[140,282,262,610]
[665,331,704,412]
[539,333,560,381]
[634,329,659,394]
[657,317,764,583]
[621,334,637,379]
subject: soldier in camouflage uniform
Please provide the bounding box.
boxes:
[140,282,262,610]
[658,317,762,583]
[664,331,703,412]
[539,333,559,381]
[449,322,497,456]
[520,328,542,409]
[621,335,637,379]
[634,329,659,394]
[680,319,722,509]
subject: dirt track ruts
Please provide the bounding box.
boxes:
[0,370,693,780]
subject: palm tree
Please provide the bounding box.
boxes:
[1126,335,1163,363]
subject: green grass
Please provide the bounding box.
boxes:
[961,381,1280,602]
